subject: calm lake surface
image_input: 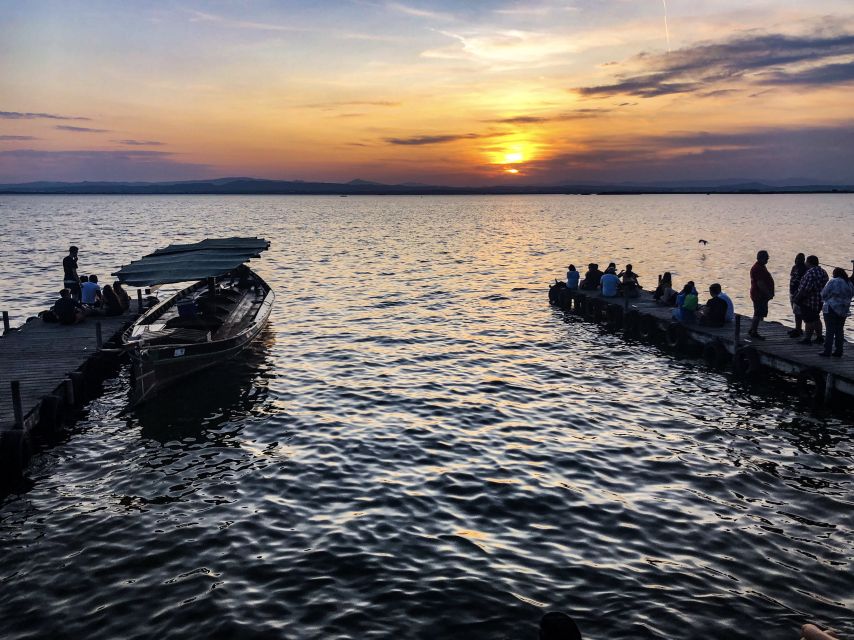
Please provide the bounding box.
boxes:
[0,194,852,639]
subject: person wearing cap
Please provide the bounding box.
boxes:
[63,246,81,301]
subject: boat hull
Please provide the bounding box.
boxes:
[127,273,274,404]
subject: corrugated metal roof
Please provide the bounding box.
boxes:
[113,237,269,286]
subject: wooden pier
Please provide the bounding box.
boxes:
[550,285,854,404]
[0,308,137,483]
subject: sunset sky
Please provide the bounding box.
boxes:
[2,1,853,185]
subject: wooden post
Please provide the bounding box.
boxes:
[64,378,75,406]
[11,381,24,428]
[137,289,143,313]
[2,310,9,334]
[824,374,834,404]
[734,314,741,347]
[95,321,103,349]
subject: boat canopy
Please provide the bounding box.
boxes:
[113,237,270,286]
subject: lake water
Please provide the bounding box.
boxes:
[0,194,852,639]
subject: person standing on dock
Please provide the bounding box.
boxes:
[63,246,81,301]
[794,255,828,345]
[819,267,853,357]
[749,250,774,340]
[788,253,808,338]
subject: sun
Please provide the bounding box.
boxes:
[505,168,519,174]
[504,152,524,163]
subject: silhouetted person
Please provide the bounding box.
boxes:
[819,267,853,357]
[699,283,728,327]
[618,263,640,297]
[113,281,131,311]
[749,249,774,339]
[81,274,102,307]
[539,612,582,640]
[63,246,80,301]
[566,264,580,290]
[604,262,617,275]
[671,281,698,323]
[788,253,807,337]
[52,288,85,325]
[101,284,124,316]
[654,272,676,305]
[795,255,828,345]
[600,269,619,297]
[580,263,602,290]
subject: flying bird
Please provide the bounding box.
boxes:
[698,239,709,245]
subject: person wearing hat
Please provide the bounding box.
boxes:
[63,246,81,301]
[566,264,580,290]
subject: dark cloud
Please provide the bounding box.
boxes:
[487,109,610,125]
[114,139,165,146]
[757,60,854,86]
[303,100,402,110]
[55,125,110,133]
[384,132,503,145]
[0,135,38,141]
[519,124,854,184]
[0,110,90,121]
[0,149,172,160]
[576,31,854,98]
[0,148,210,183]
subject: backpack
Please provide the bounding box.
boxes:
[683,293,698,311]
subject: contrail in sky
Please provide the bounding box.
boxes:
[662,0,671,52]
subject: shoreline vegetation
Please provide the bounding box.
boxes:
[0,177,852,196]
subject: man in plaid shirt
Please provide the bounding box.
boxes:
[795,255,828,344]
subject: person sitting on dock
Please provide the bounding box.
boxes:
[698,283,728,327]
[653,272,677,306]
[748,249,774,340]
[600,269,620,297]
[566,264,580,290]
[63,246,80,301]
[795,255,828,345]
[618,263,640,297]
[52,288,85,325]
[101,284,124,317]
[671,281,698,323]
[604,262,617,275]
[580,263,602,290]
[113,281,131,311]
[788,253,808,338]
[81,274,102,308]
[819,267,854,358]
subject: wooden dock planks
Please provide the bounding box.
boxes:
[0,310,136,430]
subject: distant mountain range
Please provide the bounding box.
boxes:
[0,177,851,195]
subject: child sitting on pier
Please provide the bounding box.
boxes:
[671,282,699,323]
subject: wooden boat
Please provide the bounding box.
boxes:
[114,237,273,404]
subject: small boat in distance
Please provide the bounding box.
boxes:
[113,237,274,404]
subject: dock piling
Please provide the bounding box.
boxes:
[11,380,24,428]
[137,289,143,313]
[64,378,75,406]
[95,321,103,349]
[2,311,9,334]
[734,315,741,347]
